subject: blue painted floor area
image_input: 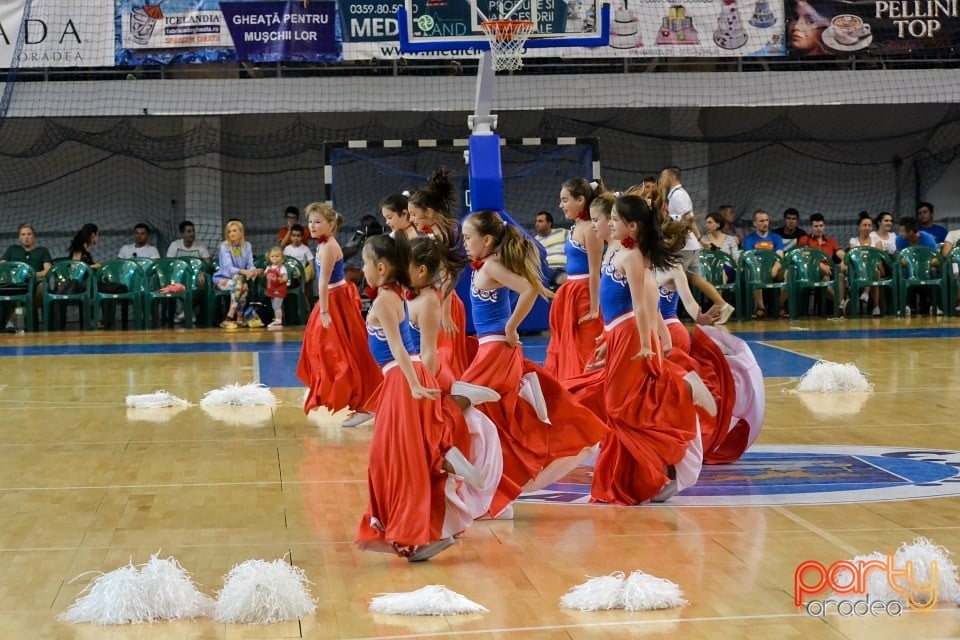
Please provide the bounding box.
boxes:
[5,324,959,387]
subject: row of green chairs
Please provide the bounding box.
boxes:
[699,246,957,320]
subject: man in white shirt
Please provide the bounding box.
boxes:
[118,223,161,260]
[166,220,210,261]
[660,166,735,324]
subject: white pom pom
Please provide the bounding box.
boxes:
[213,559,316,624]
[138,553,214,620]
[792,361,872,393]
[369,585,488,616]
[896,537,960,604]
[126,405,190,424]
[126,391,190,409]
[831,552,898,602]
[59,562,152,624]
[559,572,625,611]
[201,405,274,428]
[200,383,278,407]
[620,570,687,611]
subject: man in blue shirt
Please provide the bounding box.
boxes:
[916,202,948,244]
[743,209,787,318]
[896,216,938,252]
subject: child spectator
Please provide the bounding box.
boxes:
[264,246,288,330]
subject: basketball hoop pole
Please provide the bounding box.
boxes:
[466,51,503,211]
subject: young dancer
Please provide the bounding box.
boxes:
[408,169,473,376]
[296,202,382,422]
[381,193,418,240]
[355,234,472,562]
[454,210,607,518]
[590,194,714,505]
[543,178,605,379]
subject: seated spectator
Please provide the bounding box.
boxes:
[849,212,880,316]
[1,224,52,331]
[773,207,808,251]
[916,201,948,244]
[717,204,744,246]
[743,209,786,318]
[278,205,312,247]
[213,220,259,329]
[118,223,161,260]
[166,220,210,261]
[534,210,568,289]
[342,214,383,285]
[700,211,740,282]
[871,211,897,256]
[798,212,846,312]
[898,215,941,315]
[67,223,101,269]
[282,223,315,288]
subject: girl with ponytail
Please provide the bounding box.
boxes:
[296,202,382,423]
[452,210,606,519]
[543,177,605,379]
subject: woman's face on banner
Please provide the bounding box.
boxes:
[789,0,829,52]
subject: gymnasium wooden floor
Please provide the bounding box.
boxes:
[1,315,959,639]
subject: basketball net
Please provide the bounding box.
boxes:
[480,19,535,71]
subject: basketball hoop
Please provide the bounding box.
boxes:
[480,19,535,71]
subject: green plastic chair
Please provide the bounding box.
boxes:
[178,257,214,325]
[144,259,195,329]
[945,247,960,317]
[94,260,146,330]
[0,261,37,331]
[208,258,238,325]
[697,250,740,319]
[785,248,840,319]
[898,245,948,316]
[844,246,897,318]
[43,261,94,330]
[283,257,309,325]
[739,250,789,319]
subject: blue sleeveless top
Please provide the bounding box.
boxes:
[565,234,590,276]
[471,269,512,336]
[408,318,422,355]
[658,284,680,319]
[599,257,632,322]
[367,299,417,366]
[316,254,345,284]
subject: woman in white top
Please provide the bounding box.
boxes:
[870,211,897,256]
[848,212,879,315]
[701,212,740,283]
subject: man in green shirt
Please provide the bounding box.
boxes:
[1,224,52,331]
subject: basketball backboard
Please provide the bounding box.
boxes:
[399,0,610,51]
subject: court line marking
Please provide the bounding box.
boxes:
[0,480,366,491]
[771,506,859,556]
[338,608,952,640]
[252,351,261,384]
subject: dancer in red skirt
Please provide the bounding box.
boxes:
[408,169,475,376]
[296,202,382,421]
[453,210,607,518]
[356,234,472,562]
[590,194,715,505]
[543,178,605,379]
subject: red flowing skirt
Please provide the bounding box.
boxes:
[543,278,603,379]
[437,291,473,378]
[357,362,449,551]
[462,338,607,516]
[666,319,691,354]
[297,283,382,414]
[590,317,698,505]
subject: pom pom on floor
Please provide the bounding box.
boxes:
[620,570,687,611]
[126,391,190,409]
[213,559,315,624]
[59,562,151,624]
[138,553,214,620]
[126,406,190,424]
[559,573,625,611]
[832,538,960,605]
[369,585,488,616]
[200,383,278,407]
[792,361,873,393]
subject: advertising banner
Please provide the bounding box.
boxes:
[785,0,958,57]
[116,0,340,65]
[0,0,113,68]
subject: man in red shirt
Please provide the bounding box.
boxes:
[798,213,846,312]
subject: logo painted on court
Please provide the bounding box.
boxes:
[517,445,960,507]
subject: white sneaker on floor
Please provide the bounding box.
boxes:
[872,306,881,316]
[342,411,374,428]
[267,320,283,331]
[859,292,870,303]
[407,537,455,562]
[173,311,185,324]
[716,303,735,325]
